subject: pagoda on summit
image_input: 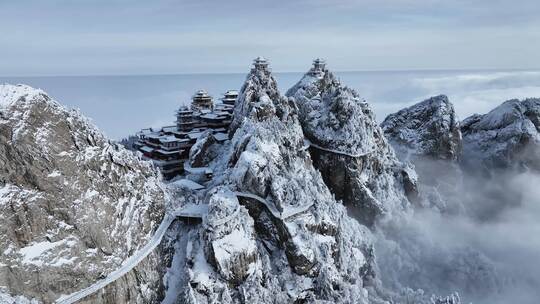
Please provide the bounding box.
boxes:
[252,56,269,72]
[309,58,326,76]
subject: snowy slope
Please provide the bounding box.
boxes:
[0,84,167,303]
[286,66,417,225]
[162,63,377,303]
[381,95,464,213]
[461,98,540,172]
[381,95,462,162]
[286,69,377,156]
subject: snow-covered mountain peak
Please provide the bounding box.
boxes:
[461,97,540,171]
[466,98,539,131]
[286,66,375,156]
[174,61,381,303]
[286,62,416,225]
[381,94,462,161]
[0,84,167,303]
[229,58,288,136]
[380,95,464,213]
[0,84,47,109]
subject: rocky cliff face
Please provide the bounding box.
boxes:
[189,131,219,168]
[228,63,282,137]
[461,98,540,173]
[0,84,167,303]
[381,95,462,162]
[381,95,463,213]
[286,66,417,225]
[202,187,258,286]
[170,64,377,304]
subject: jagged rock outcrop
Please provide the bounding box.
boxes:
[228,59,284,137]
[381,95,463,213]
[202,187,258,286]
[177,61,376,304]
[461,98,540,172]
[0,84,167,303]
[286,64,416,225]
[189,131,219,168]
[381,95,462,161]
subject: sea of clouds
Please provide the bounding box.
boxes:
[375,151,540,304]
[352,69,540,304]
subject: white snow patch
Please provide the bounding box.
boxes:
[47,170,62,178]
[171,179,205,191]
[212,229,256,262]
[191,244,215,287]
[84,189,99,199]
[162,226,190,304]
[18,239,75,266]
[0,289,39,304]
[0,84,44,109]
[0,185,15,206]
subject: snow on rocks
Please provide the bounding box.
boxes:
[203,187,258,285]
[0,84,46,110]
[0,70,470,304]
[381,95,464,213]
[228,118,316,214]
[178,60,375,303]
[18,238,77,267]
[229,59,295,137]
[286,69,375,156]
[0,290,39,304]
[286,64,416,225]
[189,131,219,168]
[171,179,205,191]
[0,84,167,303]
[461,98,540,172]
[381,95,462,162]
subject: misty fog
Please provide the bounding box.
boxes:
[375,159,540,303]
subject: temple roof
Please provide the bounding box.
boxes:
[254,56,267,63]
[193,89,211,99]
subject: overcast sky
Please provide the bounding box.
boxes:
[1,0,539,76]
